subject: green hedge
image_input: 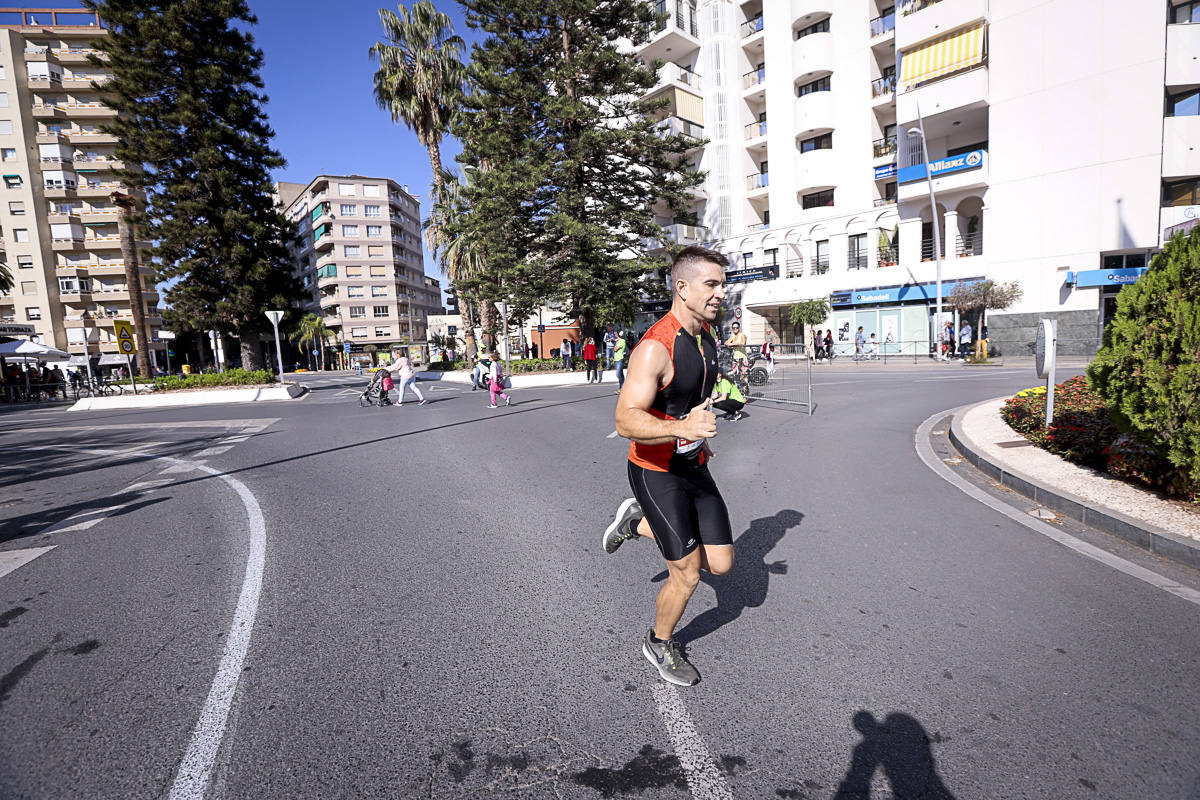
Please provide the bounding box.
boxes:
[153,368,276,392]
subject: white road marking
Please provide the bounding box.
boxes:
[334,388,362,397]
[0,546,56,579]
[191,446,233,459]
[43,504,130,535]
[124,479,173,493]
[607,429,620,439]
[915,408,1200,607]
[651,683,735,800]
[220,435,251,444]
[0,419,278,435]
[12,443,269,800]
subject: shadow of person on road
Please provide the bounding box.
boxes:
[831,711,958,800]
[671,509,802,645]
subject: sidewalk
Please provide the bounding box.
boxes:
[950,396,1200,569]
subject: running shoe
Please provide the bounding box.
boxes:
[418,399,427,406]
[505,396,511,407]
[602,498,642,554]
[487,403,498,409]
[731,411,744,421]
[642,630,700,686]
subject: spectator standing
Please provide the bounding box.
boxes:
[959,321,973,359]
[487,351,512,408]
[760,333,775,364]
[867,333,879,360]
[603,324,617,369]
[583,337,599,383]
[824,329,834,361]
[613,329,628,390]
[561,338,573,371]
[531,342,538,359]
[854,326,866,361]
[812,328,823,361]
[941,321,954,358]
[978,323,989,360]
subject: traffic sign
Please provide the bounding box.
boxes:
[537,324,545,333]
[343,343,351,354]
[167,349,174,357]
[113,320,136,354]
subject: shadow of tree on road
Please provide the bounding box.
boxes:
[673,509,803,646]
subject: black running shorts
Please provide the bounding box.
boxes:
[627,460,733,562]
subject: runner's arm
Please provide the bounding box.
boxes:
[615,340,681,445]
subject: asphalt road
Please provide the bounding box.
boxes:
[2,362,1198,800]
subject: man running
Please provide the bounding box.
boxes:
[603,245,734,687]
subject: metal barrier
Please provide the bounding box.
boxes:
[724,344,813,415]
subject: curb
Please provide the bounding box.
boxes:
[69,382,306,411]
[947,400,1200,571]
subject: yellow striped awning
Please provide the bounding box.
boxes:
[899,24,986,91]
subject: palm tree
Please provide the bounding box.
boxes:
[369,2,465,201]
[425,171,486,360]
[290,312,331,371]
[0,261,12,294]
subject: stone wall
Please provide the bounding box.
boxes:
[985,310,1100,357]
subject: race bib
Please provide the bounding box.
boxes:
[674,413,703,455]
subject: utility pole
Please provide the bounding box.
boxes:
[111,191,153,377]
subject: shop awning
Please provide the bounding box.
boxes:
[899,23,986,91]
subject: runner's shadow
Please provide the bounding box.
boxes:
[830,711,958,800]
[671,509,802,646]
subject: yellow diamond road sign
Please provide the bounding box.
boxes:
[113,320,136,354]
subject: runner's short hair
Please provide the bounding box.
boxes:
[670,245,729,286]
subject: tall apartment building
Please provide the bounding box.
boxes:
[637,0,1199,354]
[276,175,443,367]
[0,7,161,363]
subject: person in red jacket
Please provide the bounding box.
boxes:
[583,337,599,383]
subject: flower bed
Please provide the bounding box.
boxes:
[152,368,277,392]
[1001,376,1197,501]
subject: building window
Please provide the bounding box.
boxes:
[0,121,12,134]
[795,18,829,39]
[343,245,360,257]
[26,307,41,320]
[799,132,832,152]
[802,189,834,209]
[363,184,381,197]
[370,265,388,277]
[338,183,355,196]
[814,240,830,273]
[351,326,367,338]
[373,305,389,317]
[21,280,36,295]
[371,286,387,297]
[345,266,363,277]
[368,245,384,257]
[364,205,381,217]
[885,182,897,202]
[1172,0,1200,23]
[1167,88,1200,117]
[342,224,359,237]
[848,234,867,269]
[374,326,390,337]
[8,201,22,214]
[741,251,754,268]
[3,175,21,188]
[366,225,382,238]
[947,140,987,157]
[1163,178,1200,206]
[349,305,366,318]
[796,75,831,97]
[1,149,14,161]
[17,256,33,269]
[14,228,28,242]
[347,286,364,298]
[339,204,356,216]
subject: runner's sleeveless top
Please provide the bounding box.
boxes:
[627,312,719,473]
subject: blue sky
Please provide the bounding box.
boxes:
[46,0,481,293]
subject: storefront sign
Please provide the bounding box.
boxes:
[874,163,897,180]
[1068,268,1147,288]
[725,266,778,283]
[641,298,671,313]
[897,149,984,184]
[0,323,36,337]
[829,278,980,307]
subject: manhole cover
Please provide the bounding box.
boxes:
[1029,508,1057,520]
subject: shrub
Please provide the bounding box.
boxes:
[1087,225,1200,490]
[153,368,276,392]
[1001,376,1113,462]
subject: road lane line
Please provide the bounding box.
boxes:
[651,683,734,800]
[12,443,269,798]
[915,408,1200,607]
[43,504,130,534]
[0,546,56,579]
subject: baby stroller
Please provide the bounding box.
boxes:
[358,369,393,407]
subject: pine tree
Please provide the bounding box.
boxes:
[454,1,705,339]
[84,0,302,369]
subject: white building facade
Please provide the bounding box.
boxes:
[636,0,1198,355]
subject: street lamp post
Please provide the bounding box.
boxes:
[907,99,945,361]
[264,310,285,385]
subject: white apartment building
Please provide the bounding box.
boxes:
[637,0,1199,355]
[0,8,161,364]
[276,175,443,368]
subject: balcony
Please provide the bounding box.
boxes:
[795,149,839,195]
[84,234,123,250]
[637,1,700,63]
[742,67,766,97]
[24,46,53,62]
[26,75,63,90]
[52,47,103,64]
[646,222,710,250]
[871,74,897,102]
[1167,22,1200,88]
[873,135,897,160]
[792,30,833,81]
[36,131,70,145]
[76,181,122,197]
[747,222,769,232]
[744,119,768,144]
[88,261,129,274]
[897,65,987,124]
[793,90,834,136]
[651,62,702,93]
[654,115,705,150]
[877,245,899,266]
[68,130,118,144]
[870,12,896,39]
[847,250,869,271]
[745,172,769,195]
[58,102,117,118]
[741,16,764,39]
[314,232,334,252]
[32,103,66,119]
[78,208,120,223]
[52,237,85,251]
[1163,116,1200,178]
[897,0,987,52]
[812,255,830,275]
[75,155,123,171]
[955,231,983,258]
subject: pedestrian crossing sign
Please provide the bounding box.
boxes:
[113,320,136,354]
